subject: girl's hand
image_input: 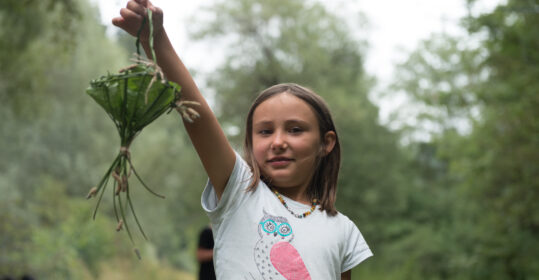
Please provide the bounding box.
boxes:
[112,0,163,43]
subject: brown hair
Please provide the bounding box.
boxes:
[243,83,341,216]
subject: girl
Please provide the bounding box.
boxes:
[113,1,372,279]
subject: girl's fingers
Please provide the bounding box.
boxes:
[150,5,163,16]
[119,7,143,22]
[111,16,124,27]
[126,0,146,17]
[135,0,148,7]
[139,0,161,16]
[112,0,163,36]
[126,0,162,21]
[112,7,143,35]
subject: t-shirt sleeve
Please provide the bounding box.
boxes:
[341,218,373,272]
[201,152,254,223]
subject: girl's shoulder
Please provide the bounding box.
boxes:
[326,211,370,241]
[315,209,358,229]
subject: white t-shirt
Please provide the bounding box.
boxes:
[202,152,372,280]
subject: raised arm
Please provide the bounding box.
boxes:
[112,0,235,199]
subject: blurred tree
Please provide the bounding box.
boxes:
[390,0,539,278]
[188,0,376,132]
[456,0,539,277]
[0,0,82,117]
[1,0,209,277]
[0,0,126,277]
[0,0,206,276]
[389,33,486,139]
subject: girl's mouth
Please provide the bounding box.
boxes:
[267,157,293,167]
[268,157,292,162]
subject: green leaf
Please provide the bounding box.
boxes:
[86,64,179,134]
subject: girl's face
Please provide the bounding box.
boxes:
[251,93,334,202]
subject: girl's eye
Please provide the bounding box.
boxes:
[289,127,303,134]
[258,129,272,135]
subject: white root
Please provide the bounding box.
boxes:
[175,100,201,123]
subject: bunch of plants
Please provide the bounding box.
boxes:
[85,9,198,258]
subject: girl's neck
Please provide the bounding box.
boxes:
[270,185,310,205]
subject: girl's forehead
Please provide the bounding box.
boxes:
[253,93,317,123]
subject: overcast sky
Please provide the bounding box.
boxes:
[92,0,500,125]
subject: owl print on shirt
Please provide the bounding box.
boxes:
[254,211,311,280]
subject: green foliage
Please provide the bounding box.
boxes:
[0,0,205,277]
[389,33,486,137]
[0,0,82,117]
[452,1,539,277]
[86,62,182,243]
[87,65,180,132]
[387,0,539,278]
[190,0,372,131]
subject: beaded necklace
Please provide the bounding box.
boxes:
[271,188,318,218]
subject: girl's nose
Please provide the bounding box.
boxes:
[271,132,287,151]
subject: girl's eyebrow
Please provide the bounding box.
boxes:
[253,120,274,127]
[254,119,311,127]
[285,119,310,125]
[283,119,311,127]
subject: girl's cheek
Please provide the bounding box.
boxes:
[252,142,266,163]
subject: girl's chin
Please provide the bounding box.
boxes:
[266,178,302,190]
[264,172,307,185]
[264,173,292,184]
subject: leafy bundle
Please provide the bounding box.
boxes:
[85,9,198,252]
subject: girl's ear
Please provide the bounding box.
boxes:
[322,131,336,156]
